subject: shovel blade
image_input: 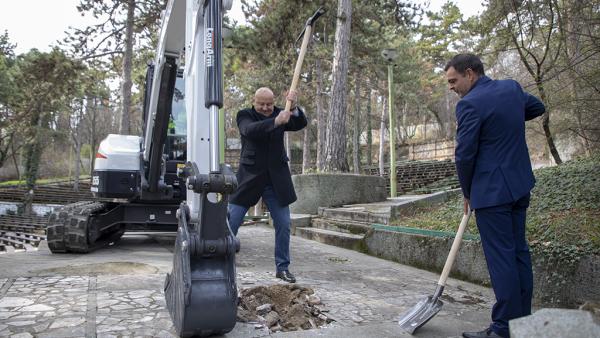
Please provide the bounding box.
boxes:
[398,296,443,334]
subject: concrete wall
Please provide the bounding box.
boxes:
[532,254,600,307]
[364,228,490,284]
[291,174,387,215]
[364,227,600,306]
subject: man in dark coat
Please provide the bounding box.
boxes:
[445,54,545,338]
[228,87,307,283]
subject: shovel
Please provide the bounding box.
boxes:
[398,210,472,334]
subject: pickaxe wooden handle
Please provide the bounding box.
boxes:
[285,7,326,111]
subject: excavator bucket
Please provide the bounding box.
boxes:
[164,183,239,337]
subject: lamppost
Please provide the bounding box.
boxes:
[381,48,398,197]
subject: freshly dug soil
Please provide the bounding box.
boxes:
[237,284,333,332]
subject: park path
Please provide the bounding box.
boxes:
[0,224,494,337]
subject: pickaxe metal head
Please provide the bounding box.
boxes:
[295,7,327,45]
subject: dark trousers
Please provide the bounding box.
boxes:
[475,193,533,338]
[227,185,291,272]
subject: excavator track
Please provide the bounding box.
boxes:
[46,201,114,253]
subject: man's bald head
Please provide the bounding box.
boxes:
[254,87,274,99]
[253,87,275,116]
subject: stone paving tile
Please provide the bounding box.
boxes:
[0,313,87,337]
[0,274,177,337]
[96,274,165,292]
[1,279,88,317]
[0,276,89,337]
[0,225,495,337]
[96,289,165,314]
[96,310,177,337]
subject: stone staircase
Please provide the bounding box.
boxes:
[294,190,461,252]
[295,199,400,252]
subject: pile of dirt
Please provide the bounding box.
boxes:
[579,301,600,319]
[237,284,333,332]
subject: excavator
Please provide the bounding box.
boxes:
[46,0,239,335]
[46,0,324,335]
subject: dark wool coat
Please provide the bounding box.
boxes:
[229,106,307,207]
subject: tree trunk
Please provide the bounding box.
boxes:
[399,101,408,144]
[119,0,135,135]
[366,89,373,166]
[379,96,387,177]
[72,135,82,192]
[89,97,98,177]
[302,127,310,174]
[537,80,563,164]
[11,141,20,180]
[21,112,45,215]
[352,74,361,174]
[445,90,453,138]
[0,108,10,168]
[315,56,326,171]
[72,100,85,191]
[0,134,12,168]
[73,141,82,191]
[324,0,352,172]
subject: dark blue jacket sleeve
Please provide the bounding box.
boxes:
[523,92,545,121]
[455,100,481,199]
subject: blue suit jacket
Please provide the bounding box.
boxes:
[455,76,545,210]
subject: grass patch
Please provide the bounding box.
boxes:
[391,194,478,234]
[390,153,600,255]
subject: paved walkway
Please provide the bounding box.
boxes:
[0,224,494,337]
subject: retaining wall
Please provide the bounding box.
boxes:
[364,226,600,306]
[291,174,387,215]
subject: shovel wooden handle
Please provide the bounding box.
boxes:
[437,210,472,286]
[285,25,312,112]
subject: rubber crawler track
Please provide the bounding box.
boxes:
[46,201,108,253]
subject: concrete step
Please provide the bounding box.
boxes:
[295,227,365,252]
[311,217,372,235]
[318,207,390,225]
[290,213,312,235]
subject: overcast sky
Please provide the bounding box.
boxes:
[0,0,483,55]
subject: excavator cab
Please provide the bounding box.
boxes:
[165,75,187,161]
[91,68,187,201]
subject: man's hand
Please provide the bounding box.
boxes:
[285,90,298,110]
[275,109,292,126]
[463,197,471,215]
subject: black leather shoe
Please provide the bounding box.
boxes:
[275,270,296,283]
[462,328,504,338]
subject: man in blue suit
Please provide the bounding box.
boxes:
[445,54,545,338]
